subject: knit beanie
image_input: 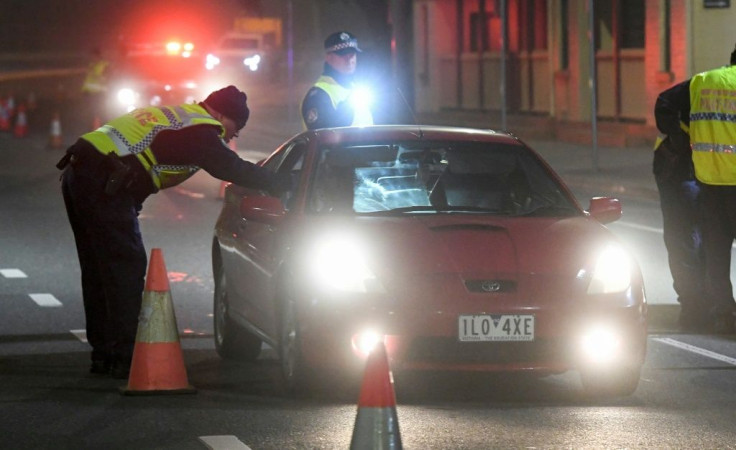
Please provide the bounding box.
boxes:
[204,85,250,129]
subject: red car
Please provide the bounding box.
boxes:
[212,125,647,397]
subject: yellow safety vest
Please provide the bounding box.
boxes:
[689,65,736,185]
[81,60,109,94]
[303,75,373,129]
[81,103,225,190]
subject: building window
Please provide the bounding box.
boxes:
[469,11,491,52]
[621,0,645,49]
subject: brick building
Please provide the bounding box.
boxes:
[412,0,736,146]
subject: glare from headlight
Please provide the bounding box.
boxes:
[350,85,374,109]
[205,53,220,70]
[244,54,261,71]
[352,330,383,357]
[117,88,137,107]
[580,325,622,364]
[309,234,379,293]
[586,245,631,294]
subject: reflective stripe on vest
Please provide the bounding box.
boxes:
[305,75,373,128]
[81,104,224,190]
[689,66,736,185]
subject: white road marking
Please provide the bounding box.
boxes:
[1,268,27,278]
[70,329,87,343]
[199,435,252,450]
[654,337,736,366]
[29,293,62,307]
[616,220,662,234]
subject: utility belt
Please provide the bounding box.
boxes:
[57,140,141,196]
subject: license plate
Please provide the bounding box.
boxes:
[458,314,535,342]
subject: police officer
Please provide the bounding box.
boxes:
[58,85,288,377]
[301,31,374,130]
[651,122,705,331]
[655,45,736,334]
[81,47,110,125]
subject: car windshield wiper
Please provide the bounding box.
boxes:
[361,205,503,216]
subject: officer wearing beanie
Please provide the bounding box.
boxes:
[57,85,288,378]
[301,31,374,130]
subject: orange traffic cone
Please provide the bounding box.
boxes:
[49,112,63,149]
[91,115,102,131]
[120,248,196,395]
[13,104,28,138]
[0,100,10,132]
[349,341,403,449]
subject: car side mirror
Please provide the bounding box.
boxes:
[587,197,622,224]
[239,195,285,225]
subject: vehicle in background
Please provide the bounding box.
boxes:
[212,125,648,398]
[106,40,210,115]
[205,16,282,82]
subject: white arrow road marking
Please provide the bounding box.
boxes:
[654,337,736,366]
[70,329,87,343]
[199,436,252,450]
[1,269,27,278]
[29,293,62,307]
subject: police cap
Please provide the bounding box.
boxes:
[324,31,361,55]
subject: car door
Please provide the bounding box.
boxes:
[233,140,307,338]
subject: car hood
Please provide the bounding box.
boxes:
[297,214,626,304]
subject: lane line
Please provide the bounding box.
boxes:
[70,329,87,343]
[653,337,736,366]
[199,436,252,450]
[29,293,62,307]
[616,221,662,234]
[1,268,27,278]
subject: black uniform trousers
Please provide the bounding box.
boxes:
[61,149,147,365]
[655,176,705,313]
[700,184,736,321]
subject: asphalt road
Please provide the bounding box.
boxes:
[1,80,736,449]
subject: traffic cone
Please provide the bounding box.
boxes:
[91,115,102,131]
[49,112,63,149]
[0,100,9,132]
[13,104,28,138]
[349,341,403,450]
[120,248,196,395]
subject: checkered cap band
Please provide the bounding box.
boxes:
[326,40,359,53]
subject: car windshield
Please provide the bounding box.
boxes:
[308,141,579,216]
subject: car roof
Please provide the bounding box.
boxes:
[301,125,524,146]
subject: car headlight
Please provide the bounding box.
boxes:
[308,234,382,293]
[205,53,220,70]
[244,54,261,71]
[584,245,632,294]
[579,324,622,364]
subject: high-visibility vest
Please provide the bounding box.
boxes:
[689,65,736,185]
[303,75,373,129]
[81,103,225,190]
[81,60,109,94]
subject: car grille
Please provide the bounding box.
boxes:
[406,336,570,364]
